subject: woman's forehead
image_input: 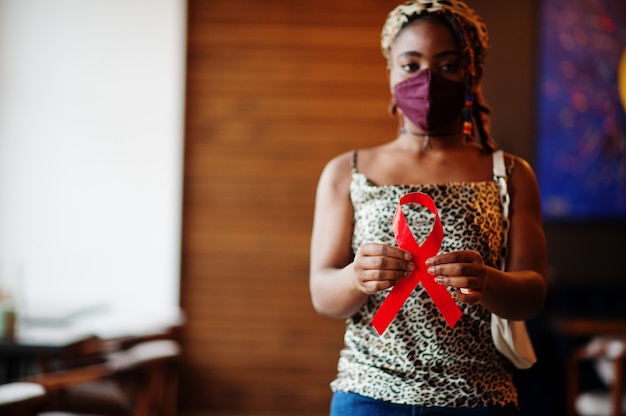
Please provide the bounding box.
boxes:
[391,20,458,58]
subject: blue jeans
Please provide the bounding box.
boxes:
[330,391,520,416]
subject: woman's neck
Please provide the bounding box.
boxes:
[398,130,466,152]
[398,119,466,151]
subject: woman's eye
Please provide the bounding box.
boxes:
[440,62,462,74]
[401,63,420,73]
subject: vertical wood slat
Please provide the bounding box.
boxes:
[181,0,399,412]
[181,0,404,413]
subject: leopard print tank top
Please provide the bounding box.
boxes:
[330,151,518,407]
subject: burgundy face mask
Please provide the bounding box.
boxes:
[393,69,466,132]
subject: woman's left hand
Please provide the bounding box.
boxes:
[426,250,487,305]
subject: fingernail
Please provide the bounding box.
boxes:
[425,258,434,266]
[436,276,443,285]
[404,252,412,260]
[428,267,436,275]
[407,262,415,271]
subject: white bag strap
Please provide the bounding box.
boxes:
[492,150,510,271]
[492,149,506,179]
[490,150,537,369]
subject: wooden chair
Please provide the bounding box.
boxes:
[106,339,180,416]
[567,336,626,416]
[0,382,46,416]
[23,338,181,416]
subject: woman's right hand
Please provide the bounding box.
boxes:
[353,243,415,295]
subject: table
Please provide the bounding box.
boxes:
[549,316,626,338]
[0,328,96,383]
[0,304,184,383]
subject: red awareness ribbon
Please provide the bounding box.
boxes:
[371,192,462,335]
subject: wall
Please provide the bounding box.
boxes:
[0,0,186,324]
[473,1,626,286]
[181,0,395,411]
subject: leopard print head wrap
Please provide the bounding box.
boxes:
[381,0,489,81]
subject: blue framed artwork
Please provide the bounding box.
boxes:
[536,0,626,221]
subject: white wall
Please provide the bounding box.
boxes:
[0,0,186,323]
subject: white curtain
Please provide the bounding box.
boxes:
[0,0,186,332]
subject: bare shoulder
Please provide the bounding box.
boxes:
[504,152,542,212]
[505,152,539,184]
[320,150,353,179]
[322,150,353,175]
[317,150,355,197]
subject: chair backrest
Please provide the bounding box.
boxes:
[107,339,181,416]
[107,339,180,372]
[0,382,46,416]
[568,336,626,416]
[37,335,121,374]
[23,338,181,416]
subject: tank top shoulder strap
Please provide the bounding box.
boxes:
[351,150,358,174]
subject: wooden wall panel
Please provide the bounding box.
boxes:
[180,0,399,412]
[180,0,546,413]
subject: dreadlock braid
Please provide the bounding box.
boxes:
[472,86,497,152]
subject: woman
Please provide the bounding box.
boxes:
[309,1,548,415]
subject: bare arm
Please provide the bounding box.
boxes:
[485,155,548,318]
[309,152,415,319]
[426,155,548,320]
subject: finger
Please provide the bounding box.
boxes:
[428,263,483,278]
[359,276,397,295]
[452,289,481,305]
[360,243,412,261]
[360,255,415,273]
[435,276,484,295]
[435,276,470,290]
[426,250,481,266]
[360,268,410,283]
